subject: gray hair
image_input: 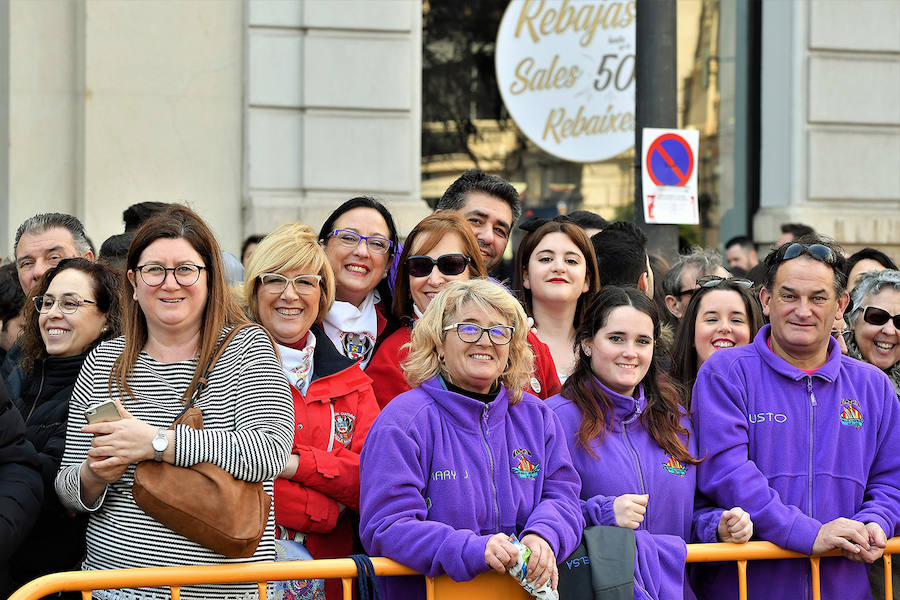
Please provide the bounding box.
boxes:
[662,247,724,296]
[14,213,91,257]
[846,269,900,327]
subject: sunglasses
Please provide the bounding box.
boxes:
[862,306,900,329]
[696,275,753,289]
[781,243,835,264]
[407,254,471,278]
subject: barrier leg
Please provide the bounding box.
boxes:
[171,587,180,600]
[426,577,435,600]
[342,577,353,600]
[257,581,267,600]
[81,591,91,600]
[886,554,893,600]
[810,557,821,600]
[737,560,747,600]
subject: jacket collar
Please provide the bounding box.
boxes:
[420,375,510,432]
[591,376,645,425]
[753,324,842,382]
[310,324,356,382]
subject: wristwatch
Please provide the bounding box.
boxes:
[152,428,168,462]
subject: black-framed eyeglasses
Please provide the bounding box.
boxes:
[134,264,205,287]
[696,275,754,289]
[781,243,835,264]
[33,294,97,314]
[258,273,322,295]
[862,306,900,329]
[443,322,514,345]
[407,254,472,278]
[327,230,393,255]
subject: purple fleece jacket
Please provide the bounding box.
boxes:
[547,380,721,544]
[359,376,584,600]
[693,325,900,600]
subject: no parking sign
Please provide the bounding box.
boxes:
[641,128,699,224]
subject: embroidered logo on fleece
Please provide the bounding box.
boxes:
[840,399,863,429]
[333,412,356,447]
[511,448,541,479]
[662,453,687,476]
[341,331,373,361]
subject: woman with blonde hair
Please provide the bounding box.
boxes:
[243,223,379,600]
[367,212,560,407]
[360,278,583,600]
[55,205,294,599]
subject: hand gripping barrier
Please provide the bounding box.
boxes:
[9,539,900,600]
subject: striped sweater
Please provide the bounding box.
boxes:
[55,326,294,599]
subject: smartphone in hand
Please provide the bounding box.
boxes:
[85,400,123,425]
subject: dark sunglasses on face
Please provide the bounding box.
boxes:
[696,275,754,289]
[781,242,835,264]
[862,306,900,329]
[407,254,471,278]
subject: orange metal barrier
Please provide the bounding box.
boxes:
[8,539,900,600]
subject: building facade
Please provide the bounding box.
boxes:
[0,0,896,260]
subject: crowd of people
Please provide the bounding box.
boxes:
[1,168,899,600]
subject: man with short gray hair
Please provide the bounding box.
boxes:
[663,248,729,321]
[13,213,93,294]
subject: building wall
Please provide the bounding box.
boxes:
[245,0,427,239]
[757,0,900,254]
[1,0,245,257]
[1,0,427,260]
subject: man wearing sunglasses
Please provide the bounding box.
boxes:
[436,168,521,274]
[692,236,900,600]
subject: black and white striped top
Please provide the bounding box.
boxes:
[55,326,294,600]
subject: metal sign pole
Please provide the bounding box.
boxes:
[634,0,679,261]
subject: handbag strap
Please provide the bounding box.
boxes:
[173,323,257,422]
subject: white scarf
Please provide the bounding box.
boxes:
[279,333,316,397]
[322,290,379,369]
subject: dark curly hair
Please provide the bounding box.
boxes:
[20,258,122,373]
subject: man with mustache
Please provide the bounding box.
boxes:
[692,235,900,600]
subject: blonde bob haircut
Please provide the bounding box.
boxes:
[242,223,336,324]
[403,278,533,403]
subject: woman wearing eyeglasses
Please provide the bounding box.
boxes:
[845,270,900,398]
[846,271,900,600]
[360,279,583,600]
[366,212,487,408]
[3,258,120,591]
[547,286,753,599]
[670,276,764,409]
[55,205,294,599]
[368,212,562,408]
[242,223,379,600]
[318,197,399,369]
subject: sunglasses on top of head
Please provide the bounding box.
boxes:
[861,306,900,329]
[407,254,472,278]
[781,242,835,264]
[696,275,754,289]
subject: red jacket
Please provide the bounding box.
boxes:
[366,326,561,408]
[274,325,379,571]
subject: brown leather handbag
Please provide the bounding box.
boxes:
[132,324,273,558]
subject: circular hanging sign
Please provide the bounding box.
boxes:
[495,0,636,163]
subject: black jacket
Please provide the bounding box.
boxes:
[0,374,43,597]
[5,353,90,589]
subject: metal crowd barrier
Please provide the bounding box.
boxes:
[8,539,900,600]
